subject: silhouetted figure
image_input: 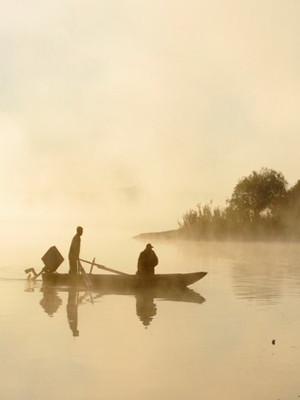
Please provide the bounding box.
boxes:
[68,226,83,275]
[137,243,158,275]
[136,289,157,327]
[39,288,62,317]
[67,289,79,337]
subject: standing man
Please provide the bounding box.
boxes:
[68,226,83,275]
[137,243,159,275]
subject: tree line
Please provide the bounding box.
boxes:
[178,168,300,240]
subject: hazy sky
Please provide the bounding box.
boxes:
[1,0,300,231]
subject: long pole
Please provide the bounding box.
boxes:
[79,258,129,276]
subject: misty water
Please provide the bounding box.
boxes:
[1,232,300,400]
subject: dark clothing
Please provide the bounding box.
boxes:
[68,233,81,275]
[137,249,158,275]
[69,258,78,276]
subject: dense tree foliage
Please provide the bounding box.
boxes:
[179,168,299,240]
[228,168,287,220]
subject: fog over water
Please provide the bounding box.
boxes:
[1,2,300,399]
[1,0,300,239]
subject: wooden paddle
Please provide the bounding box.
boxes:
[79,258,129,276]
[77,260,94,304]
[89,258,96,273]
[78,260,92,289]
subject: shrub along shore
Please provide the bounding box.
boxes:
[135,168,300,242]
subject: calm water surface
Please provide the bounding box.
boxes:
[1,235,300,400]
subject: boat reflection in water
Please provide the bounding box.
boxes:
[38,287,80,336]
[135,287,205,327]
[36,285,205,333]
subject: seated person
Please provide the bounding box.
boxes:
[137,243,158,275]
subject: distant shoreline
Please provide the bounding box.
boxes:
[133,228,300,243]
[133,229,181,241]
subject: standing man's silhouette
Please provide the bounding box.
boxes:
[68,226,83,275]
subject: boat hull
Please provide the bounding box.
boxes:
[42,271,207,290]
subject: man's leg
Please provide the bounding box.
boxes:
[69,259,78,275]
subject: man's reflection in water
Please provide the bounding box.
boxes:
[40,288,62,317]
[67,289,79,337]
[38,286,205,334]
[135,288,206,327]
[135,289,157,328]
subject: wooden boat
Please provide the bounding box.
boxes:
[42,271,207,290]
